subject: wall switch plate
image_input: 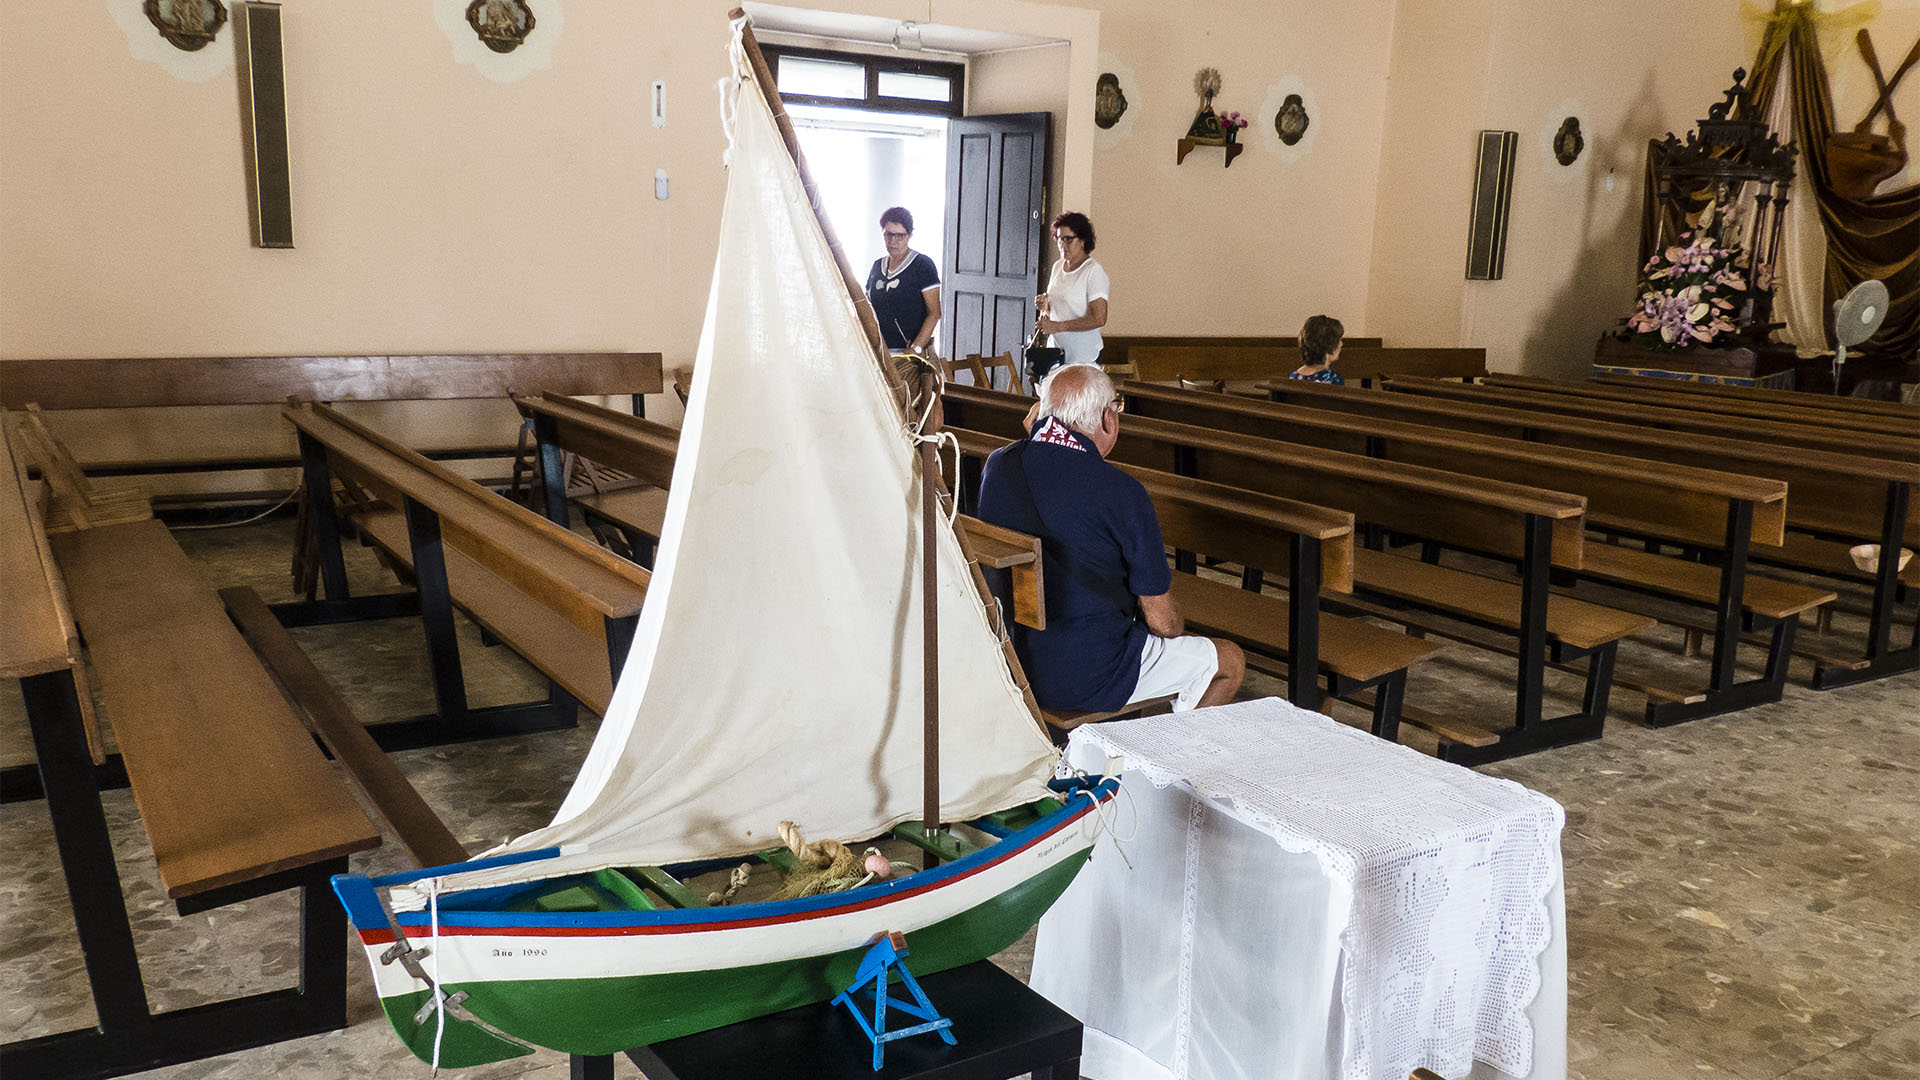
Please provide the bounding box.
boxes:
[651,81,666,127]
[655,168,669,200]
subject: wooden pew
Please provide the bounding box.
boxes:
[1,420,384,1080]
[1100,335,1383,376]
[1482,373,1917,436]
[944,427,1366,725]
[1335,346,1488,383]
[511,389,1053,632]
[0,352,663,488]
[945,387,1646,763]
[287,400,649,725]
[1382,373,1920,461]
[1118,383,1832,724]
[1590,373,1920,420]
[1257,377,1919,687]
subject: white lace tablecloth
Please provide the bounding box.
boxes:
[1031,697,1566,1080]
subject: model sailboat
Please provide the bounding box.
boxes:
[329,15,1115,1068]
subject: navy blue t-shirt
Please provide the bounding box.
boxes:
[866,252,940,350]
[977,417,1173,712]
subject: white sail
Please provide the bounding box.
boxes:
[419,31,1058,898]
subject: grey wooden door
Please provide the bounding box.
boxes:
[941,112,1050,370]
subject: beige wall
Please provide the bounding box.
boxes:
[969,43,1072,225]
[1366,0,1920,375]
[4,0,1913,425]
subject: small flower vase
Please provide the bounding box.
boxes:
[1224,127,1238,145]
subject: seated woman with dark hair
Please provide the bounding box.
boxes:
[1290,315,1346,385]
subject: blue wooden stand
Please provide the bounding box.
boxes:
[831,932,956,1070]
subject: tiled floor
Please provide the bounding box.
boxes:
[2,514,1915,1079]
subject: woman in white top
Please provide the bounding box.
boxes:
[1036,211,1110,367]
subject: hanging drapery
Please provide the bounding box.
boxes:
[1640,6,1918,359]
[1749,5,1919,358]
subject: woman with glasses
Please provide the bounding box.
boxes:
[865,207,942,355]
[1036,211,1110,367]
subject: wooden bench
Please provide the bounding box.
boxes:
[1382,373,1920,461]
[1257,377,1919,688]
[510,390,1053,631]
[1123,382,1834,725]
[1099,335,1383,379]
[2,421,384,1080]
[947,387,1644,762]
[1482,373,1917,436]
[287,400,649,727]
[1590,373,1920,420]
[0,352,662,498]
[947,427,1360,721]
[1336,345,1488,384]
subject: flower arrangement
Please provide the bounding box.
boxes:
[1623,202,1754,348]
[1219,111,1249,139]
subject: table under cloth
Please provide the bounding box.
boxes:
[1030,697,1567,1080]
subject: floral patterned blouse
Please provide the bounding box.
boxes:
[1288,367,1345,385]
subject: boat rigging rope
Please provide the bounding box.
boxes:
[427,879,448,1073]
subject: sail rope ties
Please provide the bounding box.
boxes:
[374,884,534,1068]
[902,357,962,528]
[1068,770,1138,869]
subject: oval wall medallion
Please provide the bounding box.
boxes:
[467,0,535,54]
[1276,93,1309,146]
[143,0,226,52]
[1094,72,1129,131]
[1093,54,1140,149]
[1258,77,1317,162]
[1554,116,1584,166]
[108,0,233,80]
[436,0,562,83]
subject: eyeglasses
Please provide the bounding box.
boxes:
[1053,232,1080,243]
[882,230,910,239]
[1109,396,1126,413]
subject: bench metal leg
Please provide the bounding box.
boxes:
[4,672,355,1080]
[1368,672,1404,743]
[1814,481,1917,688]
[1287,536,1322,711]
[570,1054,617,1080]
[402,496,471,724]
[1645,614,1800,727]
[298,431,351,601]
[1705,501,1753,694]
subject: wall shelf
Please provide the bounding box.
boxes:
[1176,138,1244,168]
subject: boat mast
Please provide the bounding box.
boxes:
[731,13,946,839]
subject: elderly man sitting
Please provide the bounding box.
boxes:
[977,364,1245,714]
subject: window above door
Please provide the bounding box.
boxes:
[766,45,964,118]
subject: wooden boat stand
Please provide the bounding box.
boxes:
[3,669,351,1080]
[568,960,1083,1080]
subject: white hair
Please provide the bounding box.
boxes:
[1038,363,1114,436]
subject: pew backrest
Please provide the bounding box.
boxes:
[1338,346,1488,382]
[1589,373,1920,420]
[944,386,1587,568]
[947,427,1356,593]
[1483,374,1917,436]
[2,353,664,408]
[1256,378,1920,545]
[1111,383,1789,550]
[285,401,649,640]
[1385,374,1920,461]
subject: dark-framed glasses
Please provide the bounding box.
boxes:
[882,229,911,240]
[1053,231,1080,243]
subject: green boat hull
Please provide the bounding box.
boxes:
[378,848,1091,1066]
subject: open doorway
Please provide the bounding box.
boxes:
[768,46,962,313]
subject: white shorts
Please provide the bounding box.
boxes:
[1126,634,1220,712]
